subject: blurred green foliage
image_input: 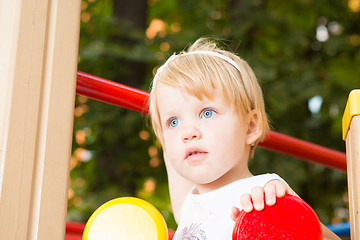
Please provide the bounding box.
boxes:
[68,0,359,231]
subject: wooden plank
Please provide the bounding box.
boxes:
[346,115,360,239]
[343,90,360,239]
[0,0,81,239]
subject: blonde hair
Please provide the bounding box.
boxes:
[149,38,269,157]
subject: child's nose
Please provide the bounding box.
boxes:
[182,126,202,142]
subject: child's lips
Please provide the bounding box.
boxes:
[185,148,208,162]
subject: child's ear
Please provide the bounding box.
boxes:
[245,110,262,146]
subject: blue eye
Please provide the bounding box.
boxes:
[169,118,180,127]
[201,109,216,119]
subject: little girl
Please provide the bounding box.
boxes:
[149,37,339,239]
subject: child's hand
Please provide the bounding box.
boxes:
[231,182,340,240]
[231,180,289,221]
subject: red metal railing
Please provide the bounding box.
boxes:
[77,71,149,114]
[65,222,85,240]
[75,71,347,172]
[259,131,346,171]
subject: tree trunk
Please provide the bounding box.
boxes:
[112,0,147,88]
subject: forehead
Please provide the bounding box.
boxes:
[156,84,219,111]
[156,83,213,108]
[155,83,241,117]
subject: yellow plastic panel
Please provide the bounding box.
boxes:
[342,90,360,140]
[83,197,168,240]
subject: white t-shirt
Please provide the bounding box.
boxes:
[172,174,286,240]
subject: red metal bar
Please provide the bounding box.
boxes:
[77,71,149,114]
[75,71,347,172]
[66,221,85,233]
[259,131,346,171]
[65,222,85,240]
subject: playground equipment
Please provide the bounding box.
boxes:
[82,197,168,240]
[0,1,357,237]
[342,89,360,238]
[0,1,81,239]
[233,194,322,240]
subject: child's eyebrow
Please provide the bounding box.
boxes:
[160,112,177,122]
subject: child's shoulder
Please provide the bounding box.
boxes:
[190,173,285,199]
[247,173,285,184]
[226,173,284,189]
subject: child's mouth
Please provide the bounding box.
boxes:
[189,151,201,156]
[185,150,207,162]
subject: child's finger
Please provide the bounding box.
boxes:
[264,183,276,206]
[231,206,240,221]
[240,193,253,212]
[250,186,265,211]
[274,181,287,198]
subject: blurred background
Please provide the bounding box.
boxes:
[67,0,360,233]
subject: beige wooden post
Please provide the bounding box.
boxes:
[0,0,81,239]
[342,89,360,239]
